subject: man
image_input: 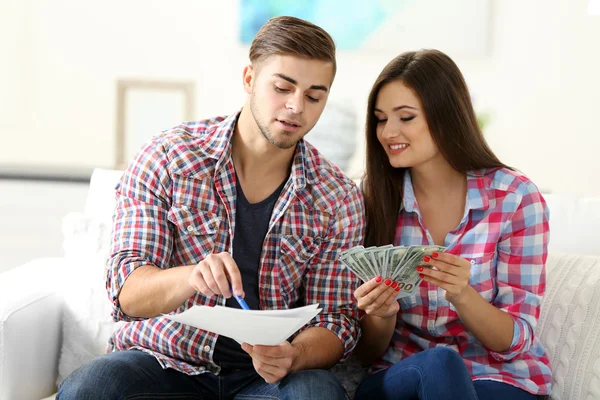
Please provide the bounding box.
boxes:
[58,16,364,400]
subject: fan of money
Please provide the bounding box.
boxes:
[339,245,446,298]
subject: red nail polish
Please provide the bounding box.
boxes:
[432,252,439,258]
[384,279,391,286]
[395,286,401,292]
[423,256,431,262]
[419,273,424,278]
[416,266,423,272]
[391,281,398,289]
[375,276,382,283]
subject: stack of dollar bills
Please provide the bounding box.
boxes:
[339,245,446,298]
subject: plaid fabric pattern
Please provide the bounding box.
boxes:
[106,112,365,375]
[371,168,552,395]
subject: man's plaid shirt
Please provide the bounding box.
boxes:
[106,112,365,375]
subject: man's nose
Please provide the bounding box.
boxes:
[285,93,304,114]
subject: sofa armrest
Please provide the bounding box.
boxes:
[538,253,600,400]
[0,258,67,400]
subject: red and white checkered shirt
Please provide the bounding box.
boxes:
[370,168,552,395]
[106,112,365,375]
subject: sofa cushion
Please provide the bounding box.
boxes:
[544,194,600,256]
[537,253,600,399]
[56,169,125,385]
[83,168,124,224]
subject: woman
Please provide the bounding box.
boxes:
[353,49,551,400]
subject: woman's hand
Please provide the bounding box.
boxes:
[417,252,472,305]
[354,276,400,319]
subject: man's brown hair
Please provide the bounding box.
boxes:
[249,16,337,76]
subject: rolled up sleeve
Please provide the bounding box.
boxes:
[106,137,173,322]
[489,182,549,361]
[299,184,365,361]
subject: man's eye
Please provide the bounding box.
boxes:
[275,86,289,93]
[307,95,320,103]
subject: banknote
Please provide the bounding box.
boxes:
[339,244,446,298]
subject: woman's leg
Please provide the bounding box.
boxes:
[473,380,544,400]
[354,347,478,400]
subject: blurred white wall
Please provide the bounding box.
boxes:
[0,180,89,272]
[1,0,599,196]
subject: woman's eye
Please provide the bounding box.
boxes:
[401,116,415,122]
[375,118,387,124]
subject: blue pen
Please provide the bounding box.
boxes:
[230,283,250,310]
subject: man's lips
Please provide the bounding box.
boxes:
[276,118,301,127]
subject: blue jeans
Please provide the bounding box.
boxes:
[355,347,544,400]
[57,350,348,400]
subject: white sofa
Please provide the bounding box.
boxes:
[1,168,600,400]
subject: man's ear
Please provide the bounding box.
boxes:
[242,64,254,95]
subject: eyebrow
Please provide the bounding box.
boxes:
[374,105,418,112]
[273,73,329,92]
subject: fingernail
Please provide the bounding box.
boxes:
[419,273,424,278]
[375,276,382,283]
[395,286,401,292]
[391,281,398,289]
[384,279,391,286]
[432,252,439,258]
[423,256,431,262]
[416,266,423,272]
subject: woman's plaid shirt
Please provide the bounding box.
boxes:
[371,168,552,395]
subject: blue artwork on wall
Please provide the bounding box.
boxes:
[240,0,491,56]
[240,0,406,50]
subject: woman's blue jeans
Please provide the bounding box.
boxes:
[355,347,544,400]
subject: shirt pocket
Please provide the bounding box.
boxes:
[277,235,321,305]
[468,252,497,302]
[171,174,220,214]
[168,205,220,264]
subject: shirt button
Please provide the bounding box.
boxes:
[203,345,211,353]
[187,225,195,232]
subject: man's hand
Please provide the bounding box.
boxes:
[241,341,299,384]
[188,252,244,298]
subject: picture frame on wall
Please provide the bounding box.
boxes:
[115,79,195,169]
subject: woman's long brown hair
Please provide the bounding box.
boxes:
[363,49,508,247]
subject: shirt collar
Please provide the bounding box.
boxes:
[401,170,418,213]
[205,110,316,189]
[465,169,490,211]
[203,112,239,162]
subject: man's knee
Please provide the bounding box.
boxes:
[279,369,347,399]
[57,351,151,400]
[57,356,121,399]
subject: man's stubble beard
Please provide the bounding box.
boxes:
[249,92,301,150]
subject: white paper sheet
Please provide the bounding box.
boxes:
[163,304,321,346]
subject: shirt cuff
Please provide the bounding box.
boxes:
[295,313,360,362]
[488,315,530,361]
[108,259,149,322]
